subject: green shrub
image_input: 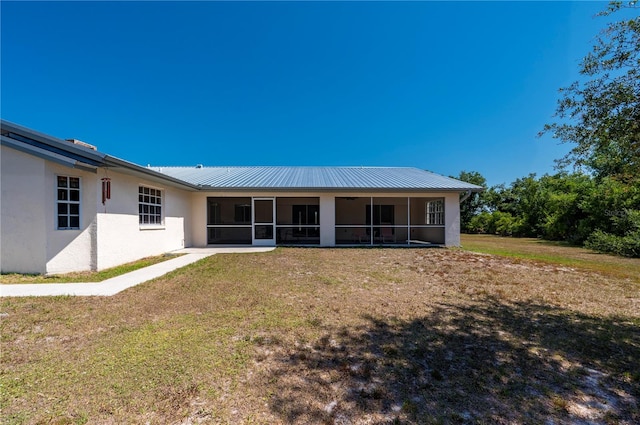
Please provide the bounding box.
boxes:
[467,212,493,234]
[492,211,520,236]
[466,211,525,236]
[585,229,640,258]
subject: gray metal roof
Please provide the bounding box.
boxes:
[2,120,483,193]
[1,120,106,171]
[151,166,483,192]
[1,119,198,190]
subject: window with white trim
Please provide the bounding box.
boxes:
[139,186,163,225]
[425,200,444,225]
[57,176,81,229]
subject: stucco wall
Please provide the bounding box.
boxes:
[2,146,464,275]
[319,195,336,246]
[191,194,208,247]
[444,192,461,246]
[1,144,194,274]
[94,171,192,270]
[0,146,48,274]
[44,161,99,274]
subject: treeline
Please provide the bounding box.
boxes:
[456,171,640,258]
[455,3,639,258]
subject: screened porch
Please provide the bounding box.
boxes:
[334,196,445,245]
[206,197,320,245]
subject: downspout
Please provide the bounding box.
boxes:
[459,190,472,204]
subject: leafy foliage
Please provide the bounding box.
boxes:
[541,2,640,182]
[585,209,640,257]
[458,171,640,257]
[585,229,640,257]
[454,171,488,232]
[456,3,640,257]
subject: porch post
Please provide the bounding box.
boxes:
[444,192,461,246]
[319,195,335,246]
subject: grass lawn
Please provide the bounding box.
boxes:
[1,247,639,424]
[0,254,183,284]
[461,233,640,283]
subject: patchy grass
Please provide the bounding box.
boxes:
[0,253,183,284]
[1,248,639,424]
[461,233,640,282]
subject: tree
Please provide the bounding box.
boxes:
[536,173,595,243]
[541,1,639,182]
[454,171,487,232]
[483,174,542,237]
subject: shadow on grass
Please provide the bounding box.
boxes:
[268,297,640,424]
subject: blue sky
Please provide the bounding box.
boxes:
[1,1,615,186]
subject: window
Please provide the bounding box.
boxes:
[57,176,81,229]
[139,186,163,225]
[292,205,319,225]
[234,204,251,223]
[366,205,395,225]
[426,200,444,225]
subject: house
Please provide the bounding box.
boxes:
[0,120,483,274]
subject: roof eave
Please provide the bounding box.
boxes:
[1,135,98,173]
[103,155,200,190]
[0,119,106,164]
[195,186,484,192]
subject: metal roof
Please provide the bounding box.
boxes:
[151,166,483,191]
[1,120,483,193]
[1,120,106,171]
[0,120,198,190]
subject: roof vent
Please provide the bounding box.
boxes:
[196,164,203,169]
[66,138,97,151]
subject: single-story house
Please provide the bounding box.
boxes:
[0,119,482,274]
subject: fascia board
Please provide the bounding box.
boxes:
[1,135,97,173]
[0,120,106,163]
[194,186,484,193]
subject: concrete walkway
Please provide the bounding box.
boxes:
[0,247,275,297]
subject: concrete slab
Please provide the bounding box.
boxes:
[174,247,276,254]
[0,247,275,297]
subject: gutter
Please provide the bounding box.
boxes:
[193,186,484,193]
[459,190,473,203]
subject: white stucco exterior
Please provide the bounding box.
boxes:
[319,194,336,246]
[45,161,99,274]
[444,192,462,247]
[1,121,477,275]
[1,146,49,274]
[1,144,192,274]
[93,172,191,269]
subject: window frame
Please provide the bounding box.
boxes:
[56,175,82,230]
[425,200,444,225]
[138,185,164,227]
[234,203,252,224]
[366,204,395,225]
